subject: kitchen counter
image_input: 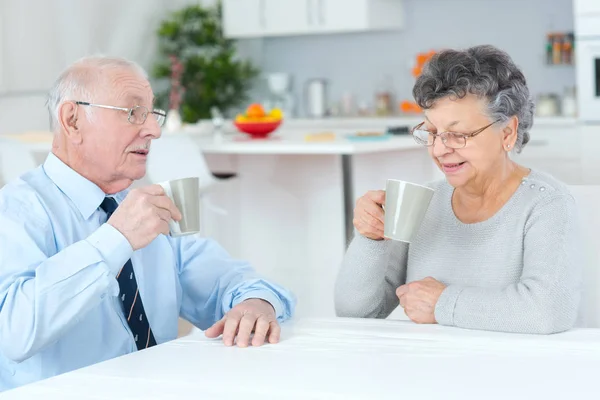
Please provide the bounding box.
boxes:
[275,115,580,128]
[185,116,580,136]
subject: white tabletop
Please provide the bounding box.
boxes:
[3,318,600,399]
[0,129,424,156]
[194,132,422,155]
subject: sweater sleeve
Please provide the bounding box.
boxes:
[334,233,409,318]
[434,193,582,334]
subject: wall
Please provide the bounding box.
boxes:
[0,0,215,134]
[256,0,576,117]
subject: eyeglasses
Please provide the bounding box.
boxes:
[74,101,167,127]
[411,119,502,149]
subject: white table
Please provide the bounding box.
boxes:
[3,318,599,399]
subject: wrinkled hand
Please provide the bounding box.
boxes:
[354,190,386,240]
[396,277,446,324]
[107,185,182,250]
[204,298,280,347]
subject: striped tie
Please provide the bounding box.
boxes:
[100,197,157,350]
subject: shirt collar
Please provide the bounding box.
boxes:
[43,153,115,219]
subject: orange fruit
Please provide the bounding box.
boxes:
[246,103,265,119]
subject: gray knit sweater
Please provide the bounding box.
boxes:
[335,170,582,334]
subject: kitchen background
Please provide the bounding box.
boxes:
[0,0,599,323]
[248,0,576,119]
[0,0,580,132]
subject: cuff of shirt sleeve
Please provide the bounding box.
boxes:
[434,285,464,326]
[232,290,285,320]
[86,223,134,276]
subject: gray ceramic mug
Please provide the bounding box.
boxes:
[158,177,200,237]
[383,179,434,242]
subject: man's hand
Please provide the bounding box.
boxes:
[396,277,446,324]
[204,298,280,347]
[107,185,182,250]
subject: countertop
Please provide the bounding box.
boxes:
[0,115,579,156]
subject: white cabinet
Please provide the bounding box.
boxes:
[222,0,403,38]
[222,0,265,38]
[574,0,600,16]
[262,0,313,36]
[316,0,404,34]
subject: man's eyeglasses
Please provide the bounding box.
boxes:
[74,101,167,127]
[411,119,502,149]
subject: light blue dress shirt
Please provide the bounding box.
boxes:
[0,153,296,392]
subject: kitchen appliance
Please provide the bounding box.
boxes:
[574,1,600,123]
[304,78,328,118]
[265,73,295,117]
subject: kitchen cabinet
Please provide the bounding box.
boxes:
[221,0,266,38]
[574,0,600,16]
[222,0,404,38]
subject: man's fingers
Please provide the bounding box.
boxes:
[251,316,271,347]
[236,313,257,348]
[222,313,242,347]
[139,184,166,196]
[267,321,281,344]
[204,318,225,339]
[156,208,171,223]
[149,195,182,221]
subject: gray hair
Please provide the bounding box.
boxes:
[412,45,534,153]
[47,55,148,133]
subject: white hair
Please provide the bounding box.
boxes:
[47,55,148,133]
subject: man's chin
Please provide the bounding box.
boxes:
[129,166,147,182]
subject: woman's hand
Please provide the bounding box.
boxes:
[353,190,386,240]
[396,277,446,324]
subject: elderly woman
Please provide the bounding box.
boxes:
[334,45,581,334]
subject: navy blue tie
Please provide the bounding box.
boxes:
[100,197,157,350]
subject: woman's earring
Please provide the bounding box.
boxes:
[506,144,511,150]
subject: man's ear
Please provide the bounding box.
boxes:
[58,102,83,145]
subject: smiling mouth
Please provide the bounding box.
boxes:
[442,162,465,168]
[131,149,149,155]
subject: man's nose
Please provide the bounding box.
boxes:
[141,115,162,140]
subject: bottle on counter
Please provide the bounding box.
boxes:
[340,91,356,117]
[562,86,577,117]
[374,75,395,116]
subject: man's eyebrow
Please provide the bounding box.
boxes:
[125,95,145,105]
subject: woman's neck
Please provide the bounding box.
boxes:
[452,161,529,222]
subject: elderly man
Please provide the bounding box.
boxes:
[0,56,295,392]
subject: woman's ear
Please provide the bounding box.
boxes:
[502,116,519,150]
[58,102,83,145]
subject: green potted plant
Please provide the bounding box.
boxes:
[152,1,259,124]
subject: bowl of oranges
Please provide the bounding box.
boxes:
[234,103,283,139]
